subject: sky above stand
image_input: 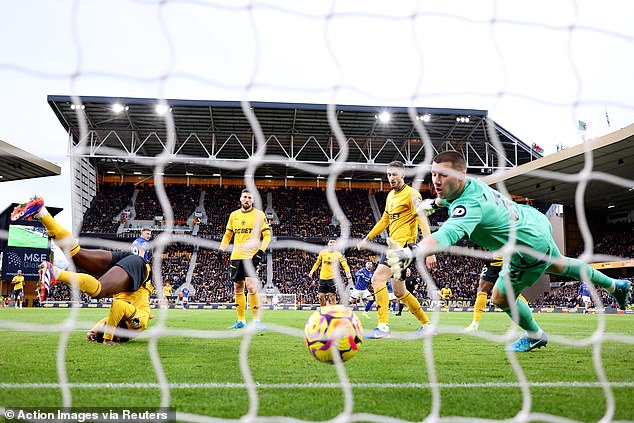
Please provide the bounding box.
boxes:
[1,0,632,229]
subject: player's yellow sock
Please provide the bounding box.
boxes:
[248,291,260,320]
[57,270,102,298]
[374,286,389,325]
[104,300,136,341]
[40,213,80,256]
[397,292,430,325]
[518,294,529,304]
[235,290,247,321]
[473,291,488,323]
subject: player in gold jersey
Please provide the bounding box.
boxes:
[440,285,452,312]
[309,240,353,307]
[463,254,529,332]
[86,281,154,345]
[220,188,271,330]
[13,196,153,308]
[11,270,25,309]
[357,161,437,338]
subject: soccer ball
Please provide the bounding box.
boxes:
[304,305,363,363]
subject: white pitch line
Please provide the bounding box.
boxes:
[1,381,633,389]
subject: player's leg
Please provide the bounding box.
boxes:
[229,260,247,329]
[245,276,266,330]
[393,279,431,328]
[12,198,81,257]
[547,256,631,310]
[465,279,495,332]
[71,249,117,278]
[491,256,549,352]
[40,261,128,299]
[318,292,328,307]
[363,293,374,318]
[364,264,391,338]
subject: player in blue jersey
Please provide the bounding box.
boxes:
[131,228,152,262]
[351,261,374,310]
[577,282,593,314]
[388,151,631,352]
[386,280,399,313]
[180,284,190,309]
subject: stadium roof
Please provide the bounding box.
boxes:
[0,139,61,183]
[47,95,539,181]
[483,124,634,214]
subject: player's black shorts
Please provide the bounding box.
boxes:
[14,288,23,297]
[480,260,502,283]
[318,279,337,294]
[111,251,151,292]
[230,259,258,282]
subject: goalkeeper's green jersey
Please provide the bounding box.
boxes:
[432,177,556,260]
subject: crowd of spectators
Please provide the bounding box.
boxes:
[134,185,200,223]
[198,186,244,241]
[273,187,339,238]
[569,222,634,260]
[81,184,134,233]
[160,243,193,289]
[67,183,634,306]
[190,248,267,302]
[533,280,629,308]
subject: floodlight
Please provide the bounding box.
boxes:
[377,111,391,123]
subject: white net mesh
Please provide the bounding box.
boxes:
[1,1,634,422]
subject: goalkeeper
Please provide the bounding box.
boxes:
[388,151,631,352]
[357,160,437,339]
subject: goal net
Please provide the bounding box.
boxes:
[1,1,633,423]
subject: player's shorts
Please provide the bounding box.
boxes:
[14,288,23,297]
[582,295,591,304]
[318,279,337,294]
[230,259,258,282]
[111,251,152,292]
[495,210,562,296]
[480,260,502,283]
[351,288,373,300]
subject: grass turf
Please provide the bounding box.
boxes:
[1,307,633,421]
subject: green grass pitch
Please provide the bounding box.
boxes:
[1,308,633,421]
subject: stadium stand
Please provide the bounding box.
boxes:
[80,184,134,233]
[66,183,633,307]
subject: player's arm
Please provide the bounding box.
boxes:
[414,195,437,270]
[339,254,352,280]
[308,253,322,278]
[252,215,271,266]
[86,317,108,342]
[357,211,389,250]
[219,213,234,252]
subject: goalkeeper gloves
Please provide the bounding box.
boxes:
[252,249,265,267]
[385,237,418,280]
[417,198,441,216]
